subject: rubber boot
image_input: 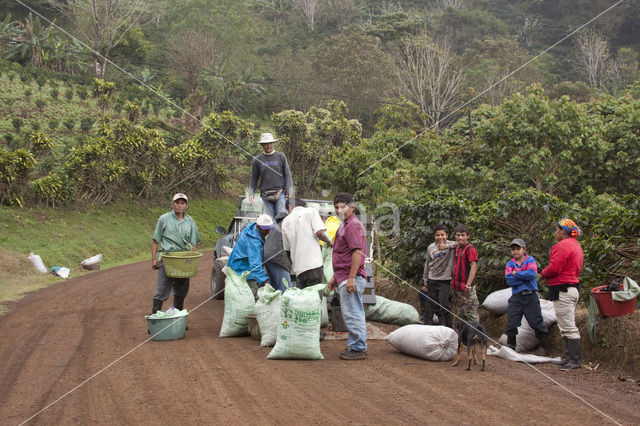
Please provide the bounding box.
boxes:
[151,299,163,315]
[552,337,570,366]
[559,338,582,370]
[507,335,517,351]
[173,295,185,311]
[536,335,550,357]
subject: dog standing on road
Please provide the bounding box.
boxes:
[452,321,487,371]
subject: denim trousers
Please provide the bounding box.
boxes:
[264,261,291,292]
[261,192,287,218]
[338,275,368,352]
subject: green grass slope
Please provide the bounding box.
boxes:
[0,198,236,311]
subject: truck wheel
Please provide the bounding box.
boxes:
[210,255,225,300]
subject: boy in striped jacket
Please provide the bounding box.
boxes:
[504,238,549,356]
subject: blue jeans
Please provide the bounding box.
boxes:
[338,275,368,352]
[264,262,291,292]
[261,192,287,218]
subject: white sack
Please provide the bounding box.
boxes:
[386,325,458,361]
[254,284,282,347]
[487,345,560,364]
[28,252,48,273]
[80,253,102,266]
[481,288,512,314]
[497,298,556,352]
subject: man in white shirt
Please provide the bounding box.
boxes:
[282,197,334,288]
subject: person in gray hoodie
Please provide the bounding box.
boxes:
[420,224,457,328]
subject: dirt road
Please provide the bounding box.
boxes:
[1,253,638,425]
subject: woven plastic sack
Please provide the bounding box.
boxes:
[255,284,283,347]
[320,295,329,328]
[386,325,458,361]
[481,288,511,314]
[267,284,325,360]
[364,295,420,325]
[28,252,47,273]
[219,268,255,337]
[321,244,333,284]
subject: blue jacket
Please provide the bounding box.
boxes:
[227,222,269,284]
[505,255,539,294]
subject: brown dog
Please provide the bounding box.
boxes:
[451,321,487,371]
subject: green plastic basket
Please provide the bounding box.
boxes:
[162,251,203,278]
[146,315,188,340]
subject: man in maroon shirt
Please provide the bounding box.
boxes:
[328,192,368,360]
[541,218,584,370]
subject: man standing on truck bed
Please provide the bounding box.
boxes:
[248,132,294,218]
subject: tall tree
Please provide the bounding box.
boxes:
[393,34,465,129]
[48,0,155,78]
[575,29,617,90]
[295,0,320,30]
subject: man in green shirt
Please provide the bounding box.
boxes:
[151,193,201,314]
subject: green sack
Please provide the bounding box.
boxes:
[219,267,255,337]
[255,284,283,347]
[267,284,325,360]
[322,244,333,284]
[364,295,420,326]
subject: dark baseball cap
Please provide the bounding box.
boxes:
[509,238,526,248]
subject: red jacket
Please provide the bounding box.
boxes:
[541,237,583,286]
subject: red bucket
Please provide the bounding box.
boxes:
[591,285,637,317]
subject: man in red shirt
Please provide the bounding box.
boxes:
[328,192,368,360]
[541,218,584,370]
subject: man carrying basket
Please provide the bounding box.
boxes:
[150,193,201,314]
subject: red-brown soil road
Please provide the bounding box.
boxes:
[1,252,638,425]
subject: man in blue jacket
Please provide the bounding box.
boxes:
[227,214,273,299]
[504,238,549,356]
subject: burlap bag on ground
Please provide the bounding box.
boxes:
[364,295,420,326]
[267,284,325,360]
[255,284,283,347]
[219,268,255,337]
[386,325,458,361]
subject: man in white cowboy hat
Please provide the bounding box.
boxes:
[248,132,294,218]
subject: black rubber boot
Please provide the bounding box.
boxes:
[552,337,570,366]
[173,295,185,311]
[536,335,550,357]
[151,299,163,314]
[559,338,582,370]
[507,335,517,351]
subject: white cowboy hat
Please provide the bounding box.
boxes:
[258,133,279,144]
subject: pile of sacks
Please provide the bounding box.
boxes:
[481,288,557,352]
[219,267,325,360]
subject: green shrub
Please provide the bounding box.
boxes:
[48,118,59,130]
[77,88,88,101]
[63,118,75,130]
[31,122,41,131]
[24,88,32,98]
[64,88,73,101]
[50,88,59,99]
[35,76,46,89]
[35,99,46,110]
[80,117,95,132]
[30,172,73,206]
[7,72,15,82]
[11,117,24,133]
[19,74,29,83]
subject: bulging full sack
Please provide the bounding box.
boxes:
[254,284,283,347]
[481,288,512,314]
[28,252,48,273]
[267,284,325,360]
[219,268,255,337]
[386,325,458,361]
[364,295,420,326]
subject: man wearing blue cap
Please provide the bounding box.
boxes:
[227,214,274,299]
[150,193,201,314]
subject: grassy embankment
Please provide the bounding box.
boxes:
[0,198,236,313]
